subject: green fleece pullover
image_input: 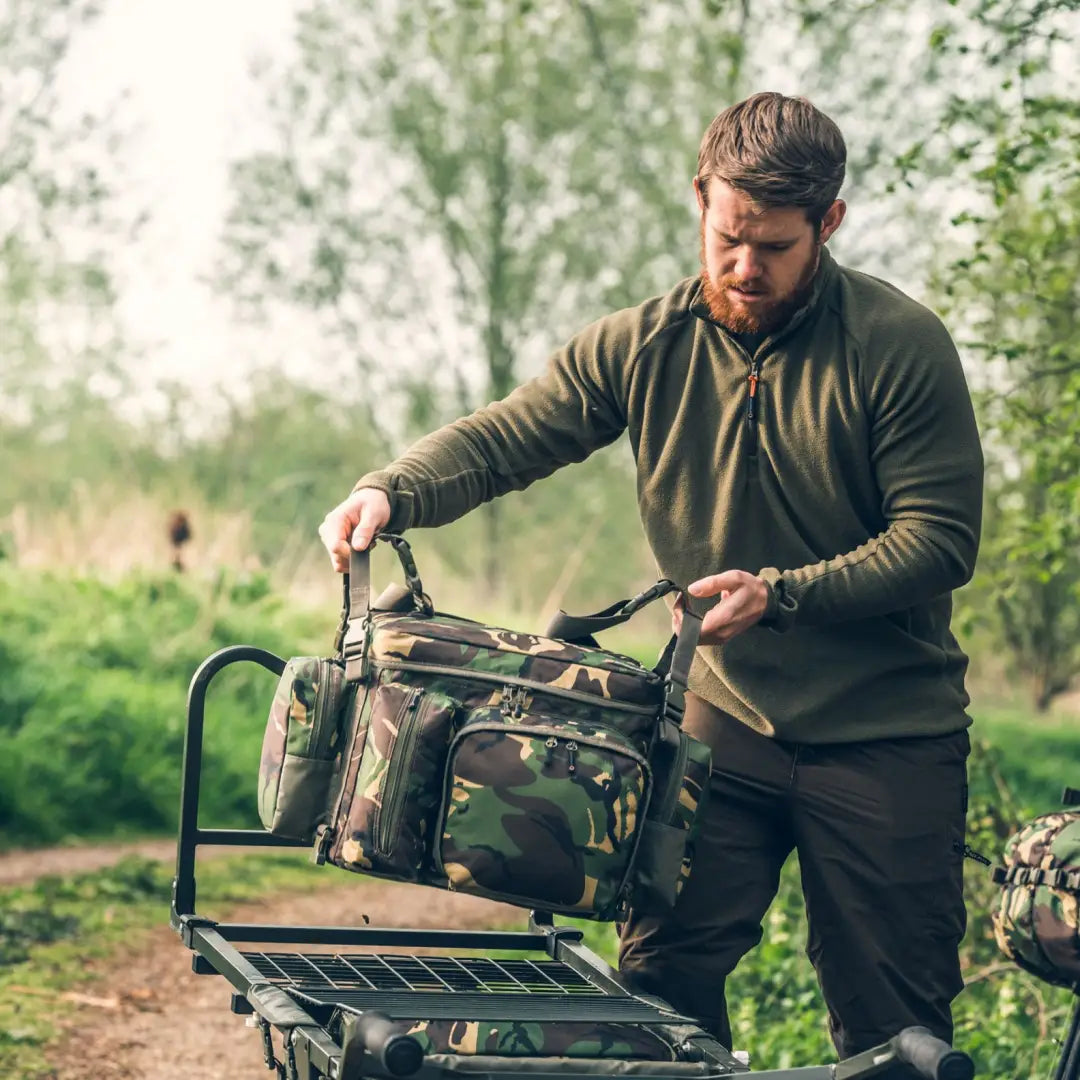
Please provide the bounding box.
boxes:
[354,248,984,743]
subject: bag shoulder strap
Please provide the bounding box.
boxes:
[544,580,679,642]
[545,581,702,726]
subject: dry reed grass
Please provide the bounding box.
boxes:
[0,489,674,656]
[3,485,258,579]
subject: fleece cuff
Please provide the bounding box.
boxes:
[757,567,798,633]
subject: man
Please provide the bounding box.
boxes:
[319,92,983,1067]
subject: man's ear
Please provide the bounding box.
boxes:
[693,175,707,213]
[819,199,846,243]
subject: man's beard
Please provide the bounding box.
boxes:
[699,228,821,335]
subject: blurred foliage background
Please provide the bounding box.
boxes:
[1,0,1079,1074]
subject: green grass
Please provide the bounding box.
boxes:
[968,701,1080,813]
[0,566,332,847]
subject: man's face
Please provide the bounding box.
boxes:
[695,177,845,334]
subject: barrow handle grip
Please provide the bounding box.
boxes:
[893,1027,974,1080]
[351,1011,424,1077]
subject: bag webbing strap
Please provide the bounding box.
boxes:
[544,580,679,642]
[545,582,702,726]
[656,606,704,724]
[995,864,1080,890]
[336,533,432,678]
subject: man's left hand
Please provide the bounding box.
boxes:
[672,570,770,645]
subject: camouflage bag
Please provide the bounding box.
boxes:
[991,787,1080,989]
[307,534,711,922]
[342,1017,708,1062]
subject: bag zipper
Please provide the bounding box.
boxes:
[308,659,344,759]
[451,718,651,772]
[383,659,658,716]
[501,685,530,717]
[542,735,578,773]
[380,616,655,679]
[373,687,425,855]
[314,680,373,865]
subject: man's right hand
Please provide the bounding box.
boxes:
[318,488,391,572]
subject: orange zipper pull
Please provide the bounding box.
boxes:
[747,361,761,425]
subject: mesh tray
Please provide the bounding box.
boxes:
[242,951,684,1023]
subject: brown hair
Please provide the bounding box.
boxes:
[697,92,846,224]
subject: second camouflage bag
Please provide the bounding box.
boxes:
[992,786,1080,989]
[258,533,712,921]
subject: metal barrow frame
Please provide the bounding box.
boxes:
[171,645,978,1080]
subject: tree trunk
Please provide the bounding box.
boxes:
[1033,672,1054,713]
[479,32,515,602]
[484,501,501,598]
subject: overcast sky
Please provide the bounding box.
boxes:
[58,0,306,396]
[53,0,1059,406]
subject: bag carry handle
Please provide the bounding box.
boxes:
[545,583,703,725]
[335,533,432,675]
[347,532,432,620]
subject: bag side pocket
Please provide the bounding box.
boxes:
[274,756,339,837]
[630,725,712,915]
[258,657,349,840]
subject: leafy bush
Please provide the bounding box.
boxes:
[0,567,331,844]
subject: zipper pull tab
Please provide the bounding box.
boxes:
[544,736,558,768]
[500,685,514,716]
[746,362,761,425]
[962,843,991,866]
[512,687,526,718]
[566,740,578,774]
[313,825,334,866]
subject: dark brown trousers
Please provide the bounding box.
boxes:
[619,693,969,1067]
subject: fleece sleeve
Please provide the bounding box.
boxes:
[352,316,634,533]
[758,313,984,630]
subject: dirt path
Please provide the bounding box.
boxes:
[0,840,182,888]
[43,880,523,1079]
[0,839,287,889]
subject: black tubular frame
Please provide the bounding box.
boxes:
[171,645,981,1080]
[1054,994,1080,1080]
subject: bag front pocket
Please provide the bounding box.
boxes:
[258,657,349,839]
[436,710,650,919]
[336,681,457,879]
